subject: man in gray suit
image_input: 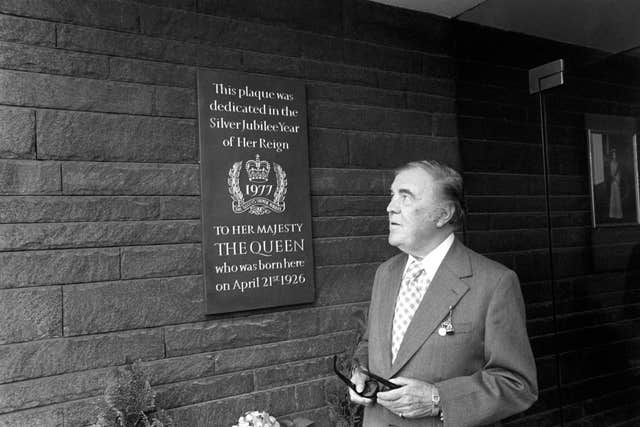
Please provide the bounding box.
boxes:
[349,161,537,426]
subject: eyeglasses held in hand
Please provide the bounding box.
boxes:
[332,355,400,400]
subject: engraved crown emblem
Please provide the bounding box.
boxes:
[245,154,270,183]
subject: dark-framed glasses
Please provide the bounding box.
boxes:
[332,355,400,400]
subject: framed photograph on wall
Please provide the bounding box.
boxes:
[587,128,640,227]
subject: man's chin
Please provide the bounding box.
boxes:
[388,235,401,248]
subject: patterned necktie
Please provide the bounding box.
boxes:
[391,258,429,362]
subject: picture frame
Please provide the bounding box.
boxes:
[586,125,640,227]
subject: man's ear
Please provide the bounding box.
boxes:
[436,203,455,228]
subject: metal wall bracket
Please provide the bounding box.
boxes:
[529,59,564,94]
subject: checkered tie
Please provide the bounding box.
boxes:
[391,258,429,362]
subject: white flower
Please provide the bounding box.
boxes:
[232,411,280,427]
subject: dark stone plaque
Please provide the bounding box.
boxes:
[197,69,315,314]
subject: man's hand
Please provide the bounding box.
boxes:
[376,377,438,419]
[348,369,374,407]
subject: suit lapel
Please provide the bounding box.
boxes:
[390,239,472,377]
[378,253,407,377]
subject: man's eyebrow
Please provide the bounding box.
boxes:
[390,187,416,197]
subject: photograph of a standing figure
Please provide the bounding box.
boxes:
[588,131,640,226]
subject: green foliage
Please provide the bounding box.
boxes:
[90,360,173,427]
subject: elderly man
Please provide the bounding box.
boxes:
[350,160,537,426]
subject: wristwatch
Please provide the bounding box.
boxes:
[431,387,441,417]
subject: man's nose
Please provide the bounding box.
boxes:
[387,196,399,213]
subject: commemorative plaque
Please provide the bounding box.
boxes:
[197,69,315,314]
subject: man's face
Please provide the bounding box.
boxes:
[387,167,442,255]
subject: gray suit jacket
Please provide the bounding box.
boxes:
[354,238,538,427]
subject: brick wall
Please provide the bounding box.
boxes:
[0,1,458,426]
[455,23,640,426]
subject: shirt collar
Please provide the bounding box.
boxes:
[405,233,455,283]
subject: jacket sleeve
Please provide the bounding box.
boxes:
[435,269,538,427]
[354,265,382,368]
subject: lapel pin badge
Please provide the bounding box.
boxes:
[438,305,455,336]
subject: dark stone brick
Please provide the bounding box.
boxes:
[198,0,343,36]
[312,216,387,238]
[310,168,390,195]
[242,51,304,78]
[377,71,456,96]
[461,140,543,174]
[406,93,456,113]
[156,372,253,408]
[348,132,460,169]
[343,39,422,74]
[121,243,202,279]
[63,276,203,335]
[309,101,432,135]
[457,116,485,139]
[195,47,243,71]
[169,394,255,427]
[308,128,348,168]
[0,248,119,289]
[466,195,545,214]
[421,53,456,78]
[159,196,201,219]
[109,57,196,87]
[464,172,544,196]
[0,160,60,195]
[456,99,528,123]
[0,69,153,114]
[142,352,216,386]
[294,379,328,412]
[303,59,378,87]
[254,384,297,415]
[287,304,366,339]
[314,236,394,266]
[432,113,457,137]
[0,404,64,426]
[457,60,526,90]
[38,111,197,163]
[0,329,163,383]
[57,24,200,65]
[513,250,552,283]
[306,82,405,109]
[466,229,549,253]
[141,7,300,57]
[0,14,55,46]
[0,107,35,159]
[315,263,378,306]
[551,227,589,248]
[154,86,197,118]
[0,196,161,223]
[0,41,108,79]
[0,287,61,345]
[0,220,200,251]
[215,332,354,374]
[62,162,199,195]
[466,212,548,231]
[312,195,388,217]
[0,0,139,31]
[254,357,332,390]
[0,367,112,413]
[135,0,195,9]
[299,32,343,62]
[164,312,289,357]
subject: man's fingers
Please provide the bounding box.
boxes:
[376,386,404,401]
[348,388,373,406]
[389,376,412,386]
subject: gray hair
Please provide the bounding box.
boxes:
[395,160,465,229]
